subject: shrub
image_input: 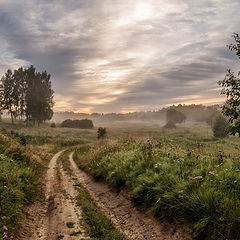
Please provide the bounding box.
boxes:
[97,127,107,139]
[212,115,228,138]
[61,119,94,129]
[166,109,186,124]
[50,122,56,128]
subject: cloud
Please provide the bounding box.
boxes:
[0,0,239,113]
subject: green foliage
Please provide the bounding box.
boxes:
[50,122,56,128]
[219,33,240,136]
[66,222,75,228]
[212,115,228,138]
[0,65,54,125]
[97,127,107,139]
[166,108,186,124]
[74,137,240,239]
[76,182,125,240]
[164,109,186,128]
[0,132,46,238]
[61,119,94,129]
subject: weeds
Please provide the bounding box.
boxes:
[74,137,240,239]
[76,182,125,240]
[66,222,75,228]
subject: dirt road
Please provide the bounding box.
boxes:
[18,151,88,240]
[18,150,192,240]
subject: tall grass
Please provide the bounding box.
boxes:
[74,137,240,239]
[0,130,54,239]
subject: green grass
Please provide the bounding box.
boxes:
[58,151,125,240]
[74,134,240,240]
[76,183,125,240]
[66,221,75,228]
[0,131,50,239]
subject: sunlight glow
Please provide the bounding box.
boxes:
[121,109,137,114]
[75,107,94,114]
[115,2,153,27]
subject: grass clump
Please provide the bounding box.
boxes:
[66,221,75,228]
[74,137,240,239]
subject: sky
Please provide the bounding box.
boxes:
[0,0,240,113]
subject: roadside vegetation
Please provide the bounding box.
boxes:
[0,129,55,239]
[59,150,125,240]
[0,119,96,239]
[73,130,240,239]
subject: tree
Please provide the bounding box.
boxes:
[166,108,186,124]
[163,108,186,128]
[212,115,228,138]
[218,33,240,136]
[25,66,54,125]
[97,127,107,139]
[0,70,15,124]
[0,65,54,125]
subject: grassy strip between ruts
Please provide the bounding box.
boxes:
[58,151,125,240]
[73,137,240,240]
[75,183,125,240]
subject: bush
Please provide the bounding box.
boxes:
[50,122,56,128]
[61,119,94,129]
[166,109,186,124]
[97,127,107,139]
[212,115,228,138]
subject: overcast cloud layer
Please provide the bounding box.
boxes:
[0,0,240,113]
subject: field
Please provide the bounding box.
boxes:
[74,121,240,239]
[0,119,240,239]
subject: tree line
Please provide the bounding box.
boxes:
[0,65,54,125]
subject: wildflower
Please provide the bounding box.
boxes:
[3,226,8,231]
[188,175,203,180]
[209,171,218,176]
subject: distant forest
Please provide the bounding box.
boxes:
[52,104,220,124]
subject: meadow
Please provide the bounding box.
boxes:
[73,121,240,240]
[1,119,240,239]
[0,119,97,239]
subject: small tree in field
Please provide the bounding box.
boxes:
[218,33,240,136]
[97,127,107,139]
[212,115,228,138]
[163,108,186,128]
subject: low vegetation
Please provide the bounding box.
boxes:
[59,150,125,240]
[61,119,94,129]
[97,127,107,139]
[0,130,53,239]
[74,134,240,239]
[76,183,125,240]
[212,115,228,138]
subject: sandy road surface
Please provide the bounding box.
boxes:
[18,151,88,240]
